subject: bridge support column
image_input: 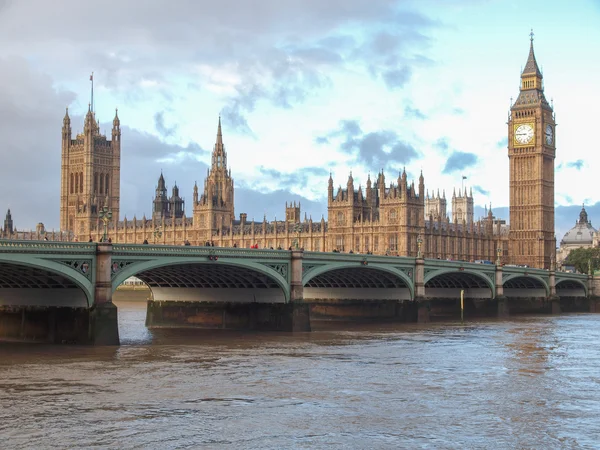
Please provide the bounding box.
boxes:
[90,243,120,345]
[415,257,429,323]
[548,270,560,314]
[588,275,599,313]
[495,265,508,317]
[289,250,310,331]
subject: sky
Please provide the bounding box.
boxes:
[0,0,599,240]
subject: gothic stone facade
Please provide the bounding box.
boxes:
[52,38,554,267]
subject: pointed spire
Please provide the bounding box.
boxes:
[63,107,70,124]
[522,29,542,77]
[113,108,120,127]
[217,115,223,145]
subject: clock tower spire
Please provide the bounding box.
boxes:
[508,31,556,269]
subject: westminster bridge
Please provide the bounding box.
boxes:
[0,241,595,345]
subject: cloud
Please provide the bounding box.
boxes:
[473,185,490,196]
[496,137,508,148]
[153,111,177,138]
[321,119,419,170]
[442,151,478,174]
[566,159,584,170]
[404,104,427,120]
[434,137,450,152]
[254,166,329,191]
[0,0,437,134]
[235,188,326,222]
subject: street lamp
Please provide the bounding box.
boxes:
[293,222,303,249]
[417,234,423,259]
[153,226,162,244]
[99,204,113,243]
[496,246,502,265]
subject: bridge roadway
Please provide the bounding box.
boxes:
[0,241,594,344]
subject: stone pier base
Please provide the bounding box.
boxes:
[549,295,561,315]
[416,298,430,323]
[305,299,416,322]
[89,302,120,345]
[0,305,91,344]
[590,296,600,313]
[496,296,509,318]
[146,301,311,332]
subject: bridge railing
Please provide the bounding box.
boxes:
[112,243,291,259]
[0,239,96,253]
[302,251,416,264]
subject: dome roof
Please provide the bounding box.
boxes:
[560,206,596,246]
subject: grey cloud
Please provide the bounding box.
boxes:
[566,159,584,170]
[314,136,330,145]
[326,120,419,170]
[256,166,329,191]
[0,0,437,135]
[235,188,326,223]
[442,151,478,174]
[404,105,427,120]
[434,138,450,151]
[154,111,177,138]
[382,66,412,89]
[473,185,490,196]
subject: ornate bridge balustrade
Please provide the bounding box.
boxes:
[0,240,596,344]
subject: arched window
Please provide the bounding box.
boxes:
[80,172,83,193]
[75,173,79,193]
[99,173,104,194]
[94,173,98,194]
[70,173,74,194]
[105,174,110,195]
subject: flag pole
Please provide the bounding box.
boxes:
[90,72,94,113]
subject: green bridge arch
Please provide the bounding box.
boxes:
[302,262,415,300]
[111,257,291,302]
[424,268,496,297]
[502,273,550,296]
[0,253,95,306]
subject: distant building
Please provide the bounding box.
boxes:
[557,206,597,267]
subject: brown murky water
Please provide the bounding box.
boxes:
[1,300,600,449]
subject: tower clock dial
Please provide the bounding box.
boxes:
[514,123,534,145]
[545,124,553,145]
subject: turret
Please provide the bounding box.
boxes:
[347,172,354,204]
[419,170,425,199]
[112,108,121,141]
[193,181,198,204]
[62,107,71,143]
[3,209,13,237]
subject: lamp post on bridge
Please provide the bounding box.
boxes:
[417,234,423,259]
[99,204,113,243]
[496,246,502,266]
[293,222,303,249]
[153,226,162,244]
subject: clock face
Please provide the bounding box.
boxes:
[514,124,534,145]
[545,124,553,145]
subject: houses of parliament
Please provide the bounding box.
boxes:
[1,38,558,269]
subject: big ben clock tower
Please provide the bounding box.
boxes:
[508,32,555,269]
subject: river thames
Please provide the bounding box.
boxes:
[1,300,600,449]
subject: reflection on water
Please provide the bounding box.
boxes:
[1,300,600,449]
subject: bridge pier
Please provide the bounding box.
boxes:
[290,249,311,331]
[90,243,120,345]
[495,266,508,317]
[548,270,560,314]
[414,257,430,323]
